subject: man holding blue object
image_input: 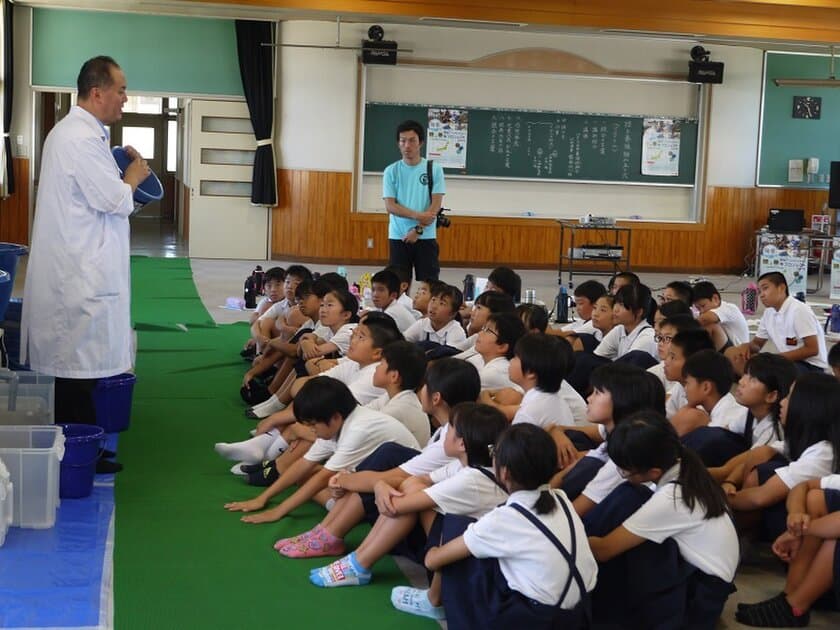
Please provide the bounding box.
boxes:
[21,56,149,474]
[383,120,445,281]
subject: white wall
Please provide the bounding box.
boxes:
[275,20,764,220]
[11,6,32,160]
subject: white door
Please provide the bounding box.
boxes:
[186,99,269,259]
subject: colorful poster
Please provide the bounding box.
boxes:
[830,237,840,301]
[641,118,681,176]
[426,108,468,169]
[757,232,809,298]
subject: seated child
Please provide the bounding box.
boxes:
[723,372,840,541]
[670,349,748,438]
[218,316,402,478]
[223,376,419,523]
[242,266,285,357]
[384,265,419,319]
[692,280,750,352]
[587,412,738,629]
[594,283,657,363]
[652,299,692,331]
[695,353,797,472]
[471,312,526,390]
[487,266,522,303]
[403,283,467,352]
[738,474,840,627]
[662,329,715,419]
[245,287,359,418]
[369,269,417,332]
[660,280,693,305]
[552,364,665,504]
[308,403,509,591]
[411,279,436,319]
[516,303,549,335]
[728,271,828,376]
[456,290,516,355]
[648,313,701,392]
[607,271,640,295]
[274,358,481,559]
[418,423,598,627]
[251,264,312,353]
[561,280,607,335]
[365,340,430,447]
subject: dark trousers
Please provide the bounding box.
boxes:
[54,377,98,425]
[389,238,440,282]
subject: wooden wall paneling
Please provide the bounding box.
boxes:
[271,168,836,273]
[0,159,30,246]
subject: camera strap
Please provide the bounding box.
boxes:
[426,159,433,205]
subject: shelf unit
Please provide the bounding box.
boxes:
[557,220,632,290]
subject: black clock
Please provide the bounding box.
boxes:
[792,96,822,119]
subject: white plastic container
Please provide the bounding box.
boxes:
[0,370,55,426]
[0,456,11,545]
[0,426,64,528]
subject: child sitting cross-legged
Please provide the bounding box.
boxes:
[307,402,509,595]
[223,376,419,524]
[241,266,285,358]
[273,358,481,561]
[415,423,598,626]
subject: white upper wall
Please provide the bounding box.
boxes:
[11,6,32,159]
[276,20,762,189]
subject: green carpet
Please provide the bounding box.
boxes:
[114,257,435,628]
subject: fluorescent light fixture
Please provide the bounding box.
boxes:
[773,45,840,86]
[418,17,527,28]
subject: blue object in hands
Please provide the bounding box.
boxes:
[111,146,163,206]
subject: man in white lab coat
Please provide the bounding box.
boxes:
[21,56,150,473]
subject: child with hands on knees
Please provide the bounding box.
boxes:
[250,265,312,353]
[223,377,419,524]
[242,266,285,357]
[274,358,481,559]
[308,403,509,598]
[417,423,598,627]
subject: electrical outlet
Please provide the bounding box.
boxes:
[366,238,374,249]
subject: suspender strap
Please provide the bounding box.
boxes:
[509,495,587,607]
[743,411,755,446]
[471,465,510,495]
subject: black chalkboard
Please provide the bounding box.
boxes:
[363,103,698,185]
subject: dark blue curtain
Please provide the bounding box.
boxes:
[234,20,276,206]
[3,0,14,196]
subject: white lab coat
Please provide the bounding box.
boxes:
[21,106,134,379]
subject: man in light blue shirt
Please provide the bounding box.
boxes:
[383,120,445,281]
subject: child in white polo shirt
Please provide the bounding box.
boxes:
[223,377,419,525]
[369,269,417,333]
[729,271,828,376]
[471,312,526,391]
[403,284,467,349]
[692,280,750,351]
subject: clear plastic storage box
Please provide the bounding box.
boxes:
[0,426,64,528]
[0,456,11,545]
[0,370,55,426]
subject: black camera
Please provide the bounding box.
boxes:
[436,207,451,228]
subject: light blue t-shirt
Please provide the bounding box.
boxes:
[383,158,445,240]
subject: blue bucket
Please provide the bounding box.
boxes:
[59,424,104,499]
[0,243,27,321]
[94,373,137,433]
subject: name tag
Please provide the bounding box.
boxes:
[785,337,798,347]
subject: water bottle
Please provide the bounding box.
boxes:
[795,291,806,303]
[252,265,264,294]
[556,286,570,323]
[741,282,758,315]
[244,276,257,309]
[830,304,840,334]
[463,274,476,302]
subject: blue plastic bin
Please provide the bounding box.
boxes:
[93,373,136,433]
[0,243,26,321]
[59,424,104,499]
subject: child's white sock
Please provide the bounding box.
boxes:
[250,394,285,418]
[265,434,289,460]
[214,432,275,464]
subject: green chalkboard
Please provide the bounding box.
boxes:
[32,9,243,97]
[759,52,840,187]
[363,103,697,185]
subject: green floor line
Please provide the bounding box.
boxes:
[114,257,434,629]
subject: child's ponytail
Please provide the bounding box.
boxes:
[676,444,728,519]
[493,424,559,515]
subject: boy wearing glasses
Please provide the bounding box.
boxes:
[471,312,527,390]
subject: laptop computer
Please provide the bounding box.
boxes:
[767,208,805,233]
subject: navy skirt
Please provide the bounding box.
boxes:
[439,515,590,630]
[560,456,606,501]
[681,427,749,468]
[755,454,790,541]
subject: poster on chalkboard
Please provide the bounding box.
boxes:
[642,118,681,177]
[426,108,468,169]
